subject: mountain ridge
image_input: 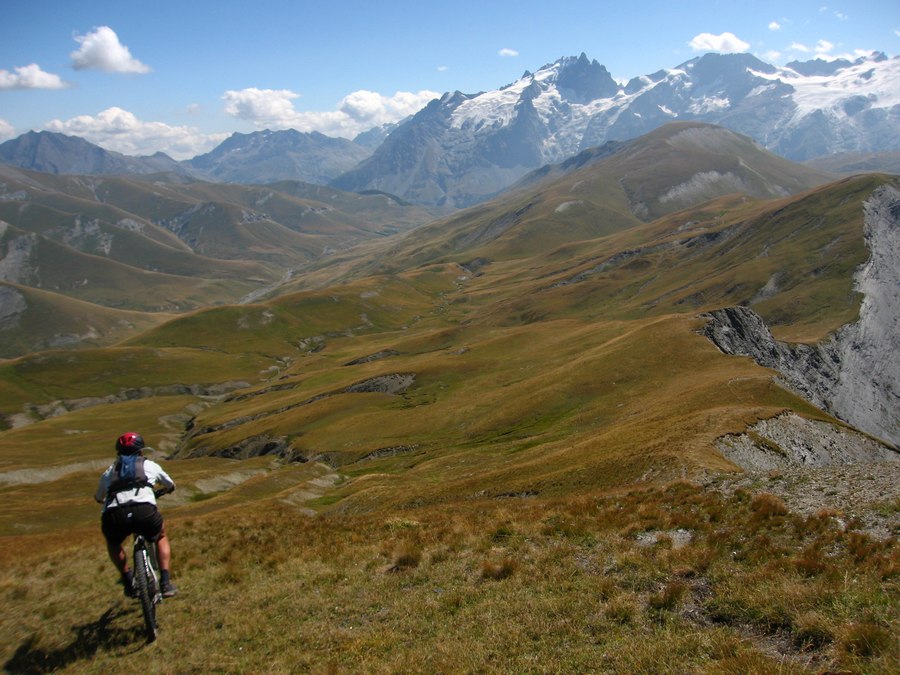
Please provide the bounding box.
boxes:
[333,50,899,206]
[1,51,897,209]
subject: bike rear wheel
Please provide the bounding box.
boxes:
[133,540,158,642]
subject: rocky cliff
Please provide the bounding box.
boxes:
[703,184,900,448]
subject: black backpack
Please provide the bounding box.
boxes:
[107,454,151,498]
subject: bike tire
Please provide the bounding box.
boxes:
[134,544,158,642]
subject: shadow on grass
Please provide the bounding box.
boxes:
[4,605,143,673]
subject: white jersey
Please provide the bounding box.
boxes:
[95,456,175,512]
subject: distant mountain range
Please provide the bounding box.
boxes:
[185,129,373,184]
[334,51,900,206]
[1,51,897,208]
[0,130,188,177]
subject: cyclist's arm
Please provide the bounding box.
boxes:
[147,460,176,494]
[94,469,111,503]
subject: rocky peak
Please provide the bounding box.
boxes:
[554,52,620,102]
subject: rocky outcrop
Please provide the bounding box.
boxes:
[703,185,900,447]
[5,381,252,428]
[717,412,898,471]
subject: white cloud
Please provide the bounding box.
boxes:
[437,65,449,72]
[498,48,519,57]
[0,64,67,90]
[834,11,848,21]
[815,39,835,54]
[43,107,226,159]
[222,87,440,138]
[688,32,750,53]
[0,119,15,141]
[763,50,782,62]
[790,42,812,53]
[70,26,150,74]
[768,21,782,31]
[222,88,300,123]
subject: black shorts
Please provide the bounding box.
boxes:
[101,502,164,546]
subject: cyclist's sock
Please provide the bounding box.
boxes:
[160,569,170,585]
[122,570,134,587]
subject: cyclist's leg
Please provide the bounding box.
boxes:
[155,522,177,595]
[134,504,176,595]
[101,508,134,594]
[156,523,171,573]
[106,539,128,574]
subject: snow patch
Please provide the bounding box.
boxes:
[750,56,900,119]
[688,96,731,114]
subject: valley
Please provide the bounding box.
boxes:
[0,122,897,672]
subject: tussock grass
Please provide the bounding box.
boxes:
[2,481,896,672]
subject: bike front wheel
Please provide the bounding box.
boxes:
[134,546,158,642]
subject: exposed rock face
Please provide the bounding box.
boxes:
[827,185,900,447]
[703,185,900,447]
[717,412,898,471]
[5,381,252,429]
[0,284,26,330]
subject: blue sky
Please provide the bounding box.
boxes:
[1,0,898,159]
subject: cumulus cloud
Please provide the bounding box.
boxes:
[222,88,300,123]
[498,48,519,57]
[0,63,67,90]
[43,107,226,159]
[222,87,440,138]
[815,39,835,54]
[688,32,750,53]
[0,119,15,141]
[70,26,150,74]
[768,21,782,31]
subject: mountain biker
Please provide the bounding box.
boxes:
[94,432,177,598]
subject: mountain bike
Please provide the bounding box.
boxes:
[132,487,171,642]
[132,531,161,642]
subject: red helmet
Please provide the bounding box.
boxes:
[115,432,145,455]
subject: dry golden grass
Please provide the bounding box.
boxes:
[2,171,897,672]
[1,481,896,673]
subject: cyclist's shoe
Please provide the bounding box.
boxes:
[122,580,136,598]
[161,580,178,598]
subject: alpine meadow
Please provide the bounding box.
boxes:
[0,43,899,675]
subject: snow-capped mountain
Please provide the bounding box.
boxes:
[2,51,896,208]
[333,51,900,207]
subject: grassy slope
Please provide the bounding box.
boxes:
[1,481,896,672]
[0,282,174,358]
[0,147,895,670]
[0,167,442,357]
